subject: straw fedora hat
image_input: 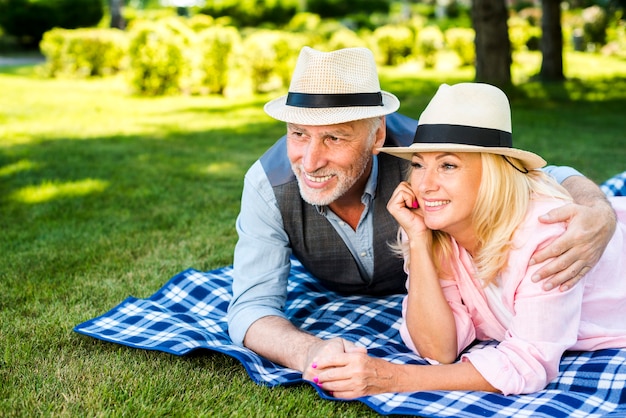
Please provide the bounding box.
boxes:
[379,82,546,170]
[264,46,400,125]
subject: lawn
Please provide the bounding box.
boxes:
[1,52,625,417]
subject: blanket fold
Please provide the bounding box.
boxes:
[74,259,626,417]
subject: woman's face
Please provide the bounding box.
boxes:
[409,152,482,239]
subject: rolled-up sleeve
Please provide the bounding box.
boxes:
[227,161,292,346]
[542,165,583,184]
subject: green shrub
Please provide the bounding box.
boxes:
[240,30,305,93]
[284,12,322,33]
[194,26,241,94]
[188,13,215,32]
[582,5,609,49]
[306,0,389,19]
[602,19,626,59]
[198,0,298,28]
[55,0,104,30]
[0,0,103,48]
[0,0,57,47]
[415,25,444,68]
[445,27,475,67]
[327,27,368,50]
[126,20,188,96]
[371,24,414,66]
[40,28,127,77]
[282,12,327,47]
[508,15,541,52]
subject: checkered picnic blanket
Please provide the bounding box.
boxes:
[74,258,626,417]
[602,171,626,197]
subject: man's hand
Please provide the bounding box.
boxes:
[531,176,616,291]
[302,338,367,383]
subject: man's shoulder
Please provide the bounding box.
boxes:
[258,135,295,187]
[385,112,418,147]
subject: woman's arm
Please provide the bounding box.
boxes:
[311,353,497,399]
[403,236,458,364]
[386,182,459,363]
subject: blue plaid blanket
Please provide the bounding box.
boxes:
[602,171,626,197]
[74,258,626,417]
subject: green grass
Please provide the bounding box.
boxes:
[1,52,625,417]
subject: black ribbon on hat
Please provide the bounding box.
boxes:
[413,124,512,147]
[414,124,529,173]
[286,92,384,108]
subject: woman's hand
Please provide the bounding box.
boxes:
[303,338,367,386]
[387,181,427,238]
[309,352,399,399]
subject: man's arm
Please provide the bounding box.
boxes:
[531,174,616,291]
[227,161,358,371]
[227,161,293,346]
[244,317,320,371]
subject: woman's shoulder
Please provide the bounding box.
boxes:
[514,198,568,244]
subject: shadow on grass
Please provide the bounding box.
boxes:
[0,120,284,301]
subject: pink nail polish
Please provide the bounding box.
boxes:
[412,200,419,209]
[313,377,319,384]
[311,362,317,369]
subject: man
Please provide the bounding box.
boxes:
[227,46,616,374]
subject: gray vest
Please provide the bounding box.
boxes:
[260,112,417,295]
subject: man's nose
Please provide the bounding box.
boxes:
[302,140,326,172]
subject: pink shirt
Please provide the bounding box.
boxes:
[400,197,626,395]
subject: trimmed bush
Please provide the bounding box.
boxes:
[327,27,368,50]
[445,27,475,67]
[194,26,241,94]
[306,0,389,19]
[240,30,306,93]
[416,26,444,68]
[371,24,414,66]
[126,20,188,96]
[508,15,541,52]
[198,0,298,28]
[582,5,609,49]
[40,28,127,77]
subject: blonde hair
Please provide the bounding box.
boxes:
[397,153,573,286]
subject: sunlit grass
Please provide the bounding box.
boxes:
[0,159,37,176]
[0,71,273,147]
[11,178,109,203]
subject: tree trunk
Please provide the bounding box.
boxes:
[471,0,512,87]
[110,0,125,30]
[540,0,565,81]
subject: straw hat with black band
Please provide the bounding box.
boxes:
[264,46,400,125]
[378,82,546,172]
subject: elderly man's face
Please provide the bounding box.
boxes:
[286,118,384,206]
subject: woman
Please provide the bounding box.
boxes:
[307,82,626,398]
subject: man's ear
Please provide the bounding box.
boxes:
[372,116,387,155]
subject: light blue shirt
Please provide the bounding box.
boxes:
[226,158,582,346]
